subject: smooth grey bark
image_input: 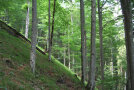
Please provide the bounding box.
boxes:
[30,0,37,73]
[25,0,30,38]
[68,45,71,70]
[97,0,104,89]
[87,0,96,89]
[72,52,75,72]
[110,43,114,76]
[64,30,66,66]
[64,47,66,66]
[120,0,134,89]
[80,0,86,83]
[67,26,71,69]
[48,0,51,61]
[71,0,75,72]
[45,31,48,52]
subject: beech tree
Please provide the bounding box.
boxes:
[87,0,96,89]
[97,0,106,89]
[80,0,86,83]
[25,0,30,38]
[30,0,37,73]
[120,0,134,89]
[0,0,130,89]
[48,0,51,61]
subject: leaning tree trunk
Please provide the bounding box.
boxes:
[87,0,96,89]
[97,0,104,89]
[120,0,134,89]
[25,0,30,38]
[80,0,86,83]
[30,0,37,73]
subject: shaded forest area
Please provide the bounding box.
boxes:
[0,0,134,90]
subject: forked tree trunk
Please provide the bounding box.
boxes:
[30,0,37,73]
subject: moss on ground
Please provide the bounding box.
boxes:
[0,30,85,90]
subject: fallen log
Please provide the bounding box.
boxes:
[0,20,46,55]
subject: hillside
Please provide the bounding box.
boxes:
[0,29,85,90]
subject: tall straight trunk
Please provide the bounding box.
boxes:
[48,0,51,61]
[45,31,48,52]
[72,52,75,72]
[68,45,71,70]
[49,0,56,61]
[111,45,114,76]
[25,0,30,38]
[120,0,134,89]
[30,0,37,73]
[113,50,118,90]
[87,0,96,89]
[50,0,56,45]
[71,0,75,72]
[111,41,118,89]
[64,47,66,66]
[80,0,86,83]
[97,0,104,89]
[64,30,66,66]
[124,71,127,90]
[68,26,71,69]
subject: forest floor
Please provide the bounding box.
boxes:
[0,29,85,90]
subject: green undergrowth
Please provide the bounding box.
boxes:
[0,30,85,90]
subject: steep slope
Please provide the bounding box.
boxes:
[0,29,84,90]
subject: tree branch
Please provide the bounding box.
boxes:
[102,15,123,29]
[101,0,108,8]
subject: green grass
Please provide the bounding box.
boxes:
[0,30,85,90]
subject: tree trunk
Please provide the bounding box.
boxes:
[50,0,56,46]
[48,0,51,61]
[87,0,96,89]
[97,0,104,89]
[72,52,75,72]
[120,0,134,89]
[112,45,118,90]
[30,0,37,73]
[67,26,71,69]
[80,0,86,83]
[25,0,30,38]
[70,0,75,72]
[68,45,71,70]
[49,0,56,61]
[64,47,66,66]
